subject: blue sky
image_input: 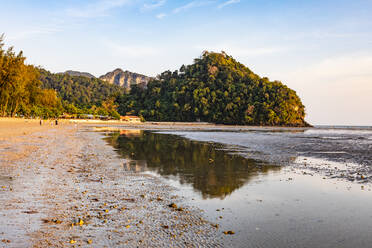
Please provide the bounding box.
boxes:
[1,0,371,125]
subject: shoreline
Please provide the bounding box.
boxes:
[0,118,73,140]
[4,117,371,134]
[0,120,221,247]
[1,118,372,247]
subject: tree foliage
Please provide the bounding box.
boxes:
[117,51,309,126]
[0,35,61,118]
[0,35,122,118]
[40,69,123,109]
[39,69,123,118]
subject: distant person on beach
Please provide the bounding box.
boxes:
[40,120,42,126]
[55,119,58,125]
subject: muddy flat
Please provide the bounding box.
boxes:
[99,125,372,248]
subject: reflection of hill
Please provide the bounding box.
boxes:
[122,160,147,172]
[104,131,280,199]
[119,129,142,137]
[94,127,143,137]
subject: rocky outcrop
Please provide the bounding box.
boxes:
[99,68,151,91]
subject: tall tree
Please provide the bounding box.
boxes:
[0,35,60,118]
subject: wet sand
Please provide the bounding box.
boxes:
[102,128,372,248]
[2,119,371,247]
[0,119,221,247]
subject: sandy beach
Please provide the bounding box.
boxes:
[2,118,372,248]
[0,119,221,247]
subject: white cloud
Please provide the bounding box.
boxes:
[142,0,166,11]
[173,1,213,14]
[66,0,131,18]
[218,0,240,9]
[156,13,167,19]
[8,26,62,41]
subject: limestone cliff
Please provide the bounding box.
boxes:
[99,68,151,91]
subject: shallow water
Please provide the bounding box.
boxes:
[103,127,372,248]
[158,127,372,181]
[104,130,280,199]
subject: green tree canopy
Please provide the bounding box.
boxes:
[117,51,309,126]
[39,69,124,109]
[0,35,121,119]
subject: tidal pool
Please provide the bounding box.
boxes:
[103,129,372,248]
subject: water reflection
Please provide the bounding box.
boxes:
[104,130,281,199]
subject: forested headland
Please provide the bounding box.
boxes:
[1,35,309,126]
[117,51,309,126]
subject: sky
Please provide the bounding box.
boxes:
[0,0,371,125]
